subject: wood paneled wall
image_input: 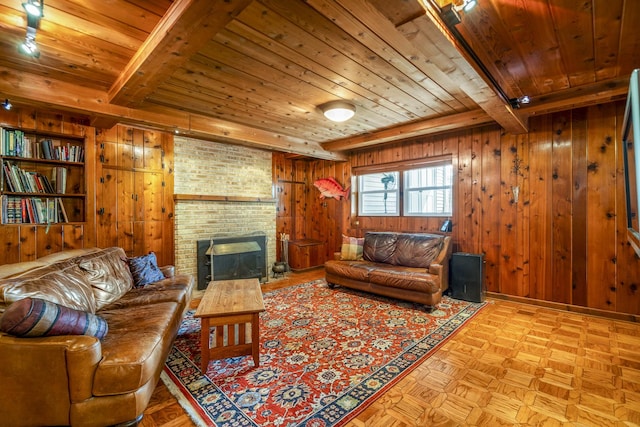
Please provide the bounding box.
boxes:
[273,100,640,315]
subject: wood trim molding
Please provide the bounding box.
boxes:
[173,194,276,203]
[487,292,640,323]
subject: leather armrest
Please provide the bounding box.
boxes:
[428,263,443,277]
[0,334,102,402]
[160,265,175,278]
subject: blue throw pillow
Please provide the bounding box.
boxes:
[127,252,165,287]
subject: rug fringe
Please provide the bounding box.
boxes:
[160,371,212,427]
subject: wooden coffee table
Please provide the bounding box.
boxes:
[195,278,265,372]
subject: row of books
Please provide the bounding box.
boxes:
[1,196,69,224]
[41,138,85,162]
[0,128,84,162]
[3,163,67,194]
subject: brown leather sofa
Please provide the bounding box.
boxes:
[325,232,452,310]
[0,247,194,427]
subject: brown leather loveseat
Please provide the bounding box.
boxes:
[0,247,194,427]
[325,232,452,310]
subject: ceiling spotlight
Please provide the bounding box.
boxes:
[2,99,12,111]
[319,100,356,122]
[20,37,40,58]
[461,0,477,12]
[440,0,477,25]
[509,95,531,109]
[22,0,43,18]
[19,27,40,58]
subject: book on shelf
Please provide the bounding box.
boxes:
[0,195,24,224]
[25,198,36,223]
[3,164,15,192]
[47,198,56,223]
[58,198,69,223]
[50,166,67,193]
[10,164,25,192]
[1,195,7,224]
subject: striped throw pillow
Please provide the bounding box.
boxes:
[0,297,108,339]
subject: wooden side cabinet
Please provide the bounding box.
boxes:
[288,239,325,270]
[95,125,174,266]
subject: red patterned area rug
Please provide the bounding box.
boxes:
[162,279,486,427]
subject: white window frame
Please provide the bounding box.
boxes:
[403,162,453,217]
[357,171,400,216]
[353,156,453,218]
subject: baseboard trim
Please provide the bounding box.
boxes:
[486,292,640,323]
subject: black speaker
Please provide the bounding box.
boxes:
[450,252,485,303]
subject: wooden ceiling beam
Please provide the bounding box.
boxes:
[399,3,528,135]
[519,77,630,117]
[322,109,494,152]
[108,0,253,107]
[0,67,345,161]
[322,76,631,152]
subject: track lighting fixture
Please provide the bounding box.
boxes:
[18,0,43,58]
[22,0,43,18]
[2,99,12,111]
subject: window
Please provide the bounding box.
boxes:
[404,163,453,216]
[355,158,452,217]
[358,172,399,216]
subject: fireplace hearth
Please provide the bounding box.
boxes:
[196,233,267,290]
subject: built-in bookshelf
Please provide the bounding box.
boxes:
[0,127,86,224]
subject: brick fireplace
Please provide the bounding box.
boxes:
[172,136,276,281]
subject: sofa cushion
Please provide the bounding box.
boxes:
[369,267,440,293]
[93,301,181,396]
[99,276,193,310]
[363,232,398,264]
[127,252,165,287]
[0,260,50,280]
[325,260,376,282]
[0,297,108,339]
[76,247,134,311]
[393,234,444,268]
[37,248,102,264]
[340,235,364,260]
[0,260,97,313]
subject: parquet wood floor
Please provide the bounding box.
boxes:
[141,269,640,426]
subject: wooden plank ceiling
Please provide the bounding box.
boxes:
[0,0,636,160]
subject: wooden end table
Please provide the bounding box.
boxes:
[194,278,265,372]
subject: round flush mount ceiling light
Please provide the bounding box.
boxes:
[320,100,356,122]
